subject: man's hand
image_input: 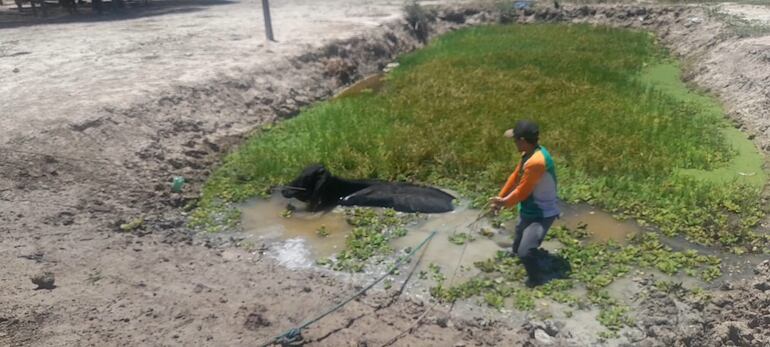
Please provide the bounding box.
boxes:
[489,197,504,215]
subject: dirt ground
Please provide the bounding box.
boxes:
[1,1,769,346]
[722,2,770,23]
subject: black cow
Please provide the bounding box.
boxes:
[281,164,455,213]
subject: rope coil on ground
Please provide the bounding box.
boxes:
[260,230,438,347]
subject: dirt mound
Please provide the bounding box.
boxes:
[693,260,770,347]
[622,260,770,347]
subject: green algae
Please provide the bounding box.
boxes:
[640,63,766,188]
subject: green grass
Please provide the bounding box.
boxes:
[193,24,767,250]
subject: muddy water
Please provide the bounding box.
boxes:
[240,196,645,279]
[240,195,506,275]
[390,205,509,285]
[556,204,640,244]
[240,196,353,268]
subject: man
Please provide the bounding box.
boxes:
[490,120,559,286]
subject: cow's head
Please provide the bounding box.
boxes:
[281,164,330,203]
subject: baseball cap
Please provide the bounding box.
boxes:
[504,120,539,142]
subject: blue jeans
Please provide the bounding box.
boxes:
[512,216,557,258]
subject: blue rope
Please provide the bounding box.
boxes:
[262,230,438,347]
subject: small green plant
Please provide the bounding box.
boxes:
[418,270,428,280]
[316,225,330,238]
[484,292,505,309]
[120,217,144,232]
[689,286,712,304]
[700,265,722,282]
[597,304,634,331]
[598,330,619,341]
[512,289,535,310]
[428,263,447,282]
[654,280,685,295]
[449,232,476,245]
[319,208,412,272]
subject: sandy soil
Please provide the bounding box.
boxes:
[1,1,769,346]
[722,2,770,24]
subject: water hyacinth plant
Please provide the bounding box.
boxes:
[430,225,721,332]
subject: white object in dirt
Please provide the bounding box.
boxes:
[534,328,555,345]
[383,62,400,72]
[271,238,313,269]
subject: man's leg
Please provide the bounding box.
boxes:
[516,222,546,258]
[515,217,556,286]
[511,217,530,257]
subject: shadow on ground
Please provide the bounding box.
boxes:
[0,0,235,28]
[532,248,572,284]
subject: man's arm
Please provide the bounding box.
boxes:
[498,163,522,198]
[500,159,545,208]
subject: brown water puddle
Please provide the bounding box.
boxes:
[334,74,385,98]
[240,197,643,275]
[390,206,508,285]
[556,204,640,244]
[240,196,352,267]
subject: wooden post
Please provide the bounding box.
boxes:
[261,0,275,42]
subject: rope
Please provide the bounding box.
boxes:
[380,204,493,346]
[261,230,438,347]
[395,234,431,298]
[448,201,492,286]
[379,302,437,347]
[447,209,484,312]
[379,224,476,347]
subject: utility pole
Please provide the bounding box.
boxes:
[261,0,275,42]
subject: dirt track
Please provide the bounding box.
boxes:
[1,1,769,346]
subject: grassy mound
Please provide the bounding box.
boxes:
[193,24,766,251]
